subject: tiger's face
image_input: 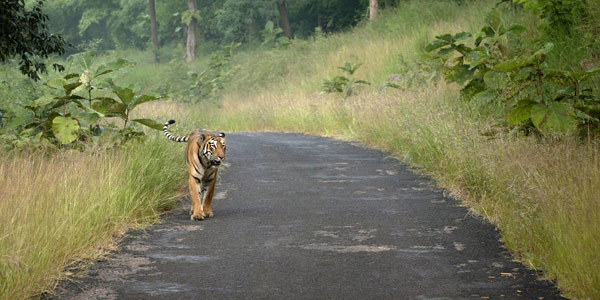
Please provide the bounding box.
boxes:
[202,133,226,167]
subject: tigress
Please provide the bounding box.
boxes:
[163,120,226,220]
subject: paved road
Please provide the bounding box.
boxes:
[54,133,565,300]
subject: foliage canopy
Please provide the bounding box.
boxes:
[0,0,66,80]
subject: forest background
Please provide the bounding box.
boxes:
[0,0,599,299]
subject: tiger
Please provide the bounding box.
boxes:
[163,120,226,220]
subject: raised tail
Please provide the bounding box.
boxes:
[163,120,189,142]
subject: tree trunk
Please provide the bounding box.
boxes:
[277,1,293,39]
[148,0,159,62]
[369,0,379,20]
[185,0,197,62]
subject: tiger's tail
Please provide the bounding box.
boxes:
[163,120,189,142]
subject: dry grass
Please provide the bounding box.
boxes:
[0,137,184,299]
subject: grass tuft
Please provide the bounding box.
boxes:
[0,136,185,299]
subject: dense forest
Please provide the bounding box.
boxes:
[45,0,388,54]
[1,0,599,299]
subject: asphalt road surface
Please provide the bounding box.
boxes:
[53,133,566,300]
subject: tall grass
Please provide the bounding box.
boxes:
[0,135,185,299]
[177,1,599,298]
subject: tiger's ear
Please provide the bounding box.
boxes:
[219,132,225,137]
[197,132,208,145]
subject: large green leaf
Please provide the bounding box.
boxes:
[32,94,56,107]
[494,58,530,73]
[132,119,163,131]
[486,9,501,32]
[74,112,100,128]
[92,97,127,118]
[530,102,577,134]
[265,20,274,32]
[64,81,83,94]
[78,51,95,70]
[63,73,80,80]
[52,116,80,144]
[453,32,472,41]
[466,49,488,69]
[544,69,573,85]
[534,43,554,56]
[94,64,114,78]
[45,78,67,90]
[483,71,509,90]
[507,99,536,125]
[113,87,135,106]
[132,94,161,108]
[506,24,526,34]
[425,39,449,52]
[436,34,453,42]
[571,68,600,82]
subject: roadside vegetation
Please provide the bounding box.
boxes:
[192,1,599,299]
[1,0,598,299]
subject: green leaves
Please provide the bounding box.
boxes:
[92,98,127,117]
[113,86,135,106]
[132,119,163,131]
[425,5,600,137]
[4,51,165,149]
[181,9,201,26]
[507,101,578,134]
[0,0,66,80]
[52,116,80,144]
[530,102,577,134]
[494,58,531,73]
[45,78,68,90]
[534,42,554,56]
[321,62,370,98]
[486,9,501,32]
[261,21,290,49]
[338,62,362,76]
[507,100,537,125]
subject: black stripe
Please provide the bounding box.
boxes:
[191,174,202,182]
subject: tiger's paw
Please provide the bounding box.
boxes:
[190,212,205,221]
[204,210,214,218]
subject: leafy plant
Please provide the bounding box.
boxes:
[514,0,583,32]
[425,7,600,136]
[180,8,201,26]
[0,0,66,80]
[261,21,291,50]
[321,62,370,98]
[182,43,241,102]
[0,52,164,150]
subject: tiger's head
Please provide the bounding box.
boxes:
[201,132,226,167]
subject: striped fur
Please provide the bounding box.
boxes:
[164,120,226,220]
[163,120,189,142]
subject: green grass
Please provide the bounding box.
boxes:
[0,135,186,299]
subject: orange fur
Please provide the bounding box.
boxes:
[184,130,226,220]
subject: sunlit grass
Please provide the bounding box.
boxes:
[0,135,185,299]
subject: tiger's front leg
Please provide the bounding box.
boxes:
[202,170,219,218]
[188,176,205,220]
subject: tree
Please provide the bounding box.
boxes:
[369,0,379,20]
[185,0,198,62]
[0,0,66,80]
[277,1,293,39]
[149,0,160,62]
